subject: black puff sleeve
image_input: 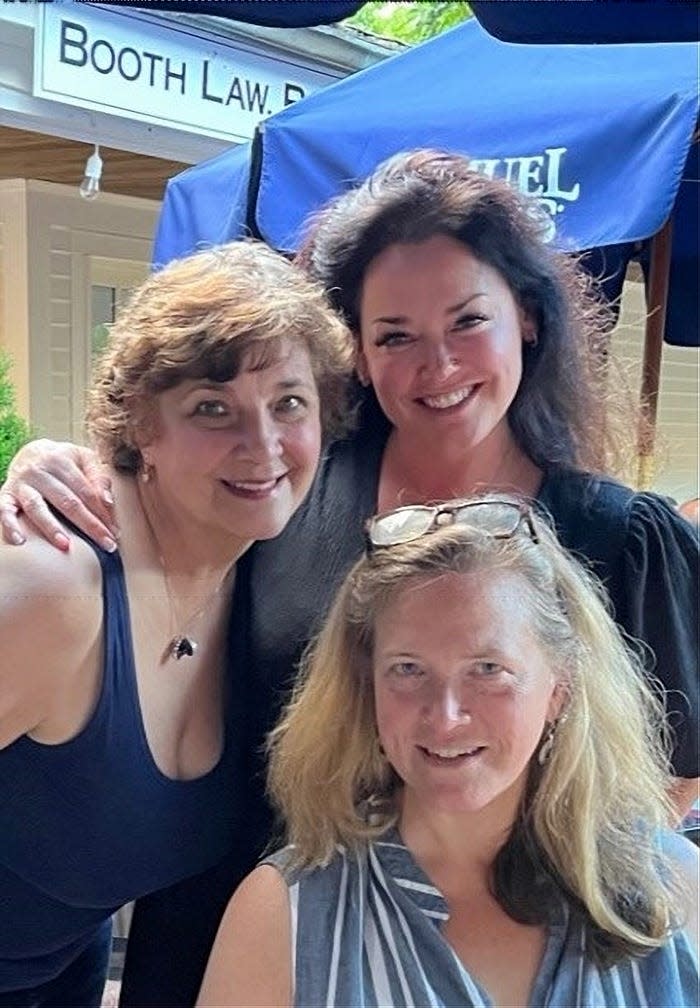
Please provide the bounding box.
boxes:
[609,493,699,778]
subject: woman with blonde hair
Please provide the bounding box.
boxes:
[199,499,698,1008]
[0,241,351,1004]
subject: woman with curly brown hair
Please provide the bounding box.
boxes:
[0,241,351,1005]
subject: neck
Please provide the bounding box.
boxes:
[397,780,523,885]
[384,422,540,505]
[129,475,248,583]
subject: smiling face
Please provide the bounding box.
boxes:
[358,235,534,451]
[141,340,321,549]
[373,570,562,820]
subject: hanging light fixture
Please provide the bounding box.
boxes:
[79,145,103,201]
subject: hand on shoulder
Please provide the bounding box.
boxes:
[197,864,292,1008]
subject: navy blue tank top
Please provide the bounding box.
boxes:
[0,535,242,990]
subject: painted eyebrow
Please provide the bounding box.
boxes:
[371,293,486,325]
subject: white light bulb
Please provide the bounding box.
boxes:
[79,146,103,201]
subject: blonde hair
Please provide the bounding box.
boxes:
[86,241,353,472]
[268,500,677,966]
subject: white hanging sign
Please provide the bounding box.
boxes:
[34,2,342,142]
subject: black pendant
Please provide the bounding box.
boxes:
[169,636,198,660]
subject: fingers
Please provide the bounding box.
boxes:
[3,483,71,551]
[0,488,28,546]
[50,445,118,541]
[17,469,118,552]
[2,440,118,551]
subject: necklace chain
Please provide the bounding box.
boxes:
[139,495,235,663]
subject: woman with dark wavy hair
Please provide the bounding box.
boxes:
[1,151,697,1006]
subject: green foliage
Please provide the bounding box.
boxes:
[346,1,472,44]
[91,322,111,358]
[0,351,32,483]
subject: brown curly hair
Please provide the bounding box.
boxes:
[86,241,354,473]
[296,149,638,479]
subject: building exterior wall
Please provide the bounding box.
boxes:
[0,179,157,440]
[611,276,699,503]
[0,180,31,417]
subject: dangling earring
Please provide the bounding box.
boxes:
[140,457,154,483]
[538,708,569,765]
[538,714,566,765]
[537,722,556,765]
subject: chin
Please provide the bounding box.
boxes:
[235,493,304,542]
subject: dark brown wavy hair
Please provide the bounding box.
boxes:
[297,149,637,478]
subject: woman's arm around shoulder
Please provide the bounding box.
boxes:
[0,532,102,748]
[197,864,293,1008]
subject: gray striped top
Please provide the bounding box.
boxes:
[264,829,698,1007]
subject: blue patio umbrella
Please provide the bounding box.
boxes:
[153,19,698,349]
[153,143,252,265]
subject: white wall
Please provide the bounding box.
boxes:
[0,179,157,440]
[611,277,699,504]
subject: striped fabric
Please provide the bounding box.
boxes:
[264,829,698,1007]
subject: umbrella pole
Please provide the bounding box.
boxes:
[636,216,673,489]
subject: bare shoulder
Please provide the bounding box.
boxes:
[0,527,101,606]
[197,864,292,1008]
[0,530,103,746]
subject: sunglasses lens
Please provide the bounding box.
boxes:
[369,508,435,546]
[454,502,522,536]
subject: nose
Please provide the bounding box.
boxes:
[421,337,459,380]
[425,681,471,729]
[236,411,283,463]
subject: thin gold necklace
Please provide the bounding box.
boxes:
[139,493,236,663]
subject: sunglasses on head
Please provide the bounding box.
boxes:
[365,498,539,551]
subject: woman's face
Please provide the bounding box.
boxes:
[358,235,534,449]
[142,339,321,546]
[373,570,563,819]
